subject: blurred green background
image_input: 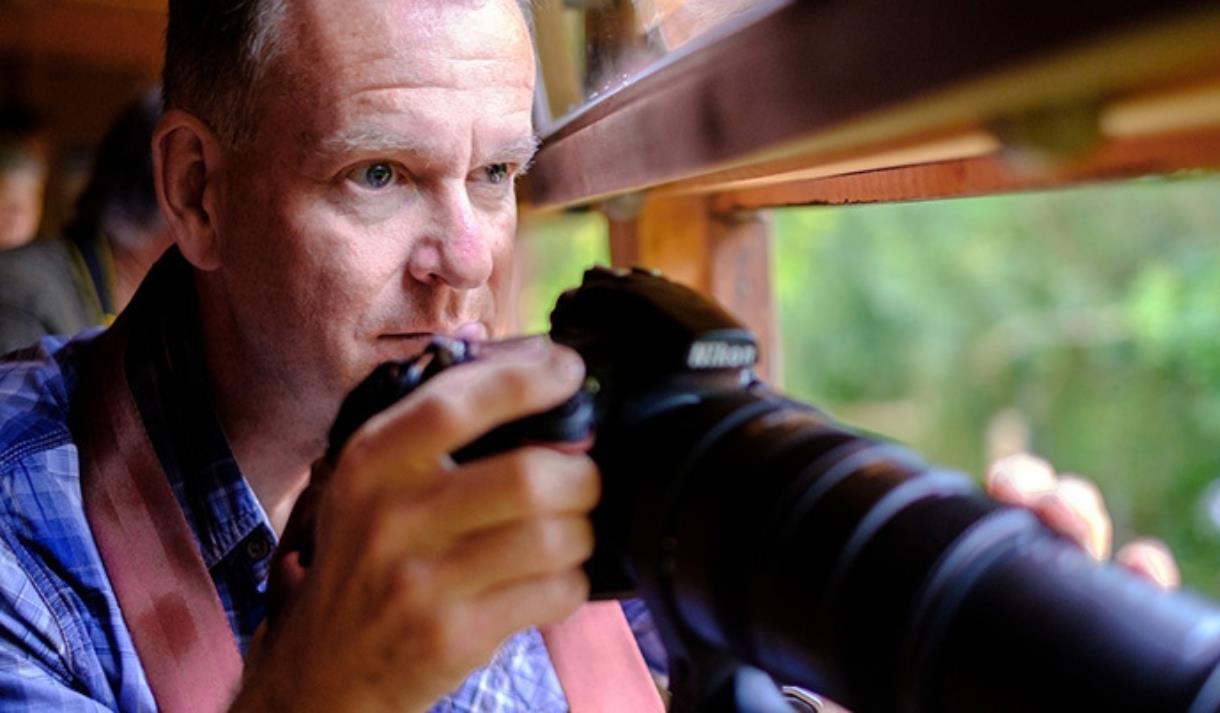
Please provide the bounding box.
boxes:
[517,174,1220,595]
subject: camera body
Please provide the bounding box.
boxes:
[325,266,1220,713]
[328,266,767,597]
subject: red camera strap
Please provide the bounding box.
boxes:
[77,321,664,712]
[76,320,243,712]
[542,602,666,712]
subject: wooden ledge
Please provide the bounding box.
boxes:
[527,0,1220,210]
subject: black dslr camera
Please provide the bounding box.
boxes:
[328,266,1220,713]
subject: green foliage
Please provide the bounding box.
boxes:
[515,210,611,333]
[774,175,1220,594]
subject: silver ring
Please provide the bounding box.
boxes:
[781,686,825,712]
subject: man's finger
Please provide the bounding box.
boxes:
[1032,492,1095,557]
[986,452,1057,507]
[433,515,595,598]
[470,569,591,644]
[1030,476,1112,561]
[987,454,1114,561]
[359,447,600,563]
[1116,538,1181,590]
[1053,475,1112,560]
[429,447,600,539]
[334,341,586,495]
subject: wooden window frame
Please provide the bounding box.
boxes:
[522,0,1220,383]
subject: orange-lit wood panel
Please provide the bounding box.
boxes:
[607,195,776,381]
[0,0,165,75]
[714,124,1220,210]
[706,209,775,381]
[624,196,712,293]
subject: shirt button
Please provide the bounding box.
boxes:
[244,533,272,561]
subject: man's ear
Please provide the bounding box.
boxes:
[152,109,226,271]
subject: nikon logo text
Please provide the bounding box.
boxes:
[687,341,757,369]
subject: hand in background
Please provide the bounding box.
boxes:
[986,452,1180,589]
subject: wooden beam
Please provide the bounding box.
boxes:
[605,195,776,381]
[0,1,165,75]
[714,124,1220,210]
[707,210,776,381]
[528,0,1220,208]
[669,71,1220,197]
[616,195,712,292]
[607,217,640,270]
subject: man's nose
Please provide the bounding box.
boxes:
[407,182,495,290]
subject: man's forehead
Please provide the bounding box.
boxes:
[262,0,536,161]
[287,0,534,81]
[295,79,534,160]
[269,0,535,128]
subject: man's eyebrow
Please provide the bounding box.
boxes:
[316,127,539,169]
[486,134,540,171]
[316,125,436,157]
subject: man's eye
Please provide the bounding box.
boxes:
[352,162,397,190]
[485,163,510,185]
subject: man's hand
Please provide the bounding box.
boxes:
[986,453,1180,589]
[234,339,599,713]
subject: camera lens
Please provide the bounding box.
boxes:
[597,384,1220,713]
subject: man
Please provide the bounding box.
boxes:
[0,104,48,251]
[2,2,597,710]
[0,1,1175,712]
[0,89,170,354]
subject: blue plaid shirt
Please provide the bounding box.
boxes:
[0,251,664,711]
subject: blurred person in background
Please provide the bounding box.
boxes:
[0,88,169,354]
[0,104,48,251]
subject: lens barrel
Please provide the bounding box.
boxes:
[599,385,1220,713]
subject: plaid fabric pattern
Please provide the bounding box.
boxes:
[0,251,666,711]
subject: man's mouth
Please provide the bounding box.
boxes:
[381,322,489,343]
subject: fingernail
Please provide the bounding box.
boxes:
[552,347,585,383]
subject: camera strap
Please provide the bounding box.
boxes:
[542,602,666,712]
[75,319,244,713]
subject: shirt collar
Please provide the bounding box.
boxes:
[120,248,276,570]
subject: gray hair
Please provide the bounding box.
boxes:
[163,0,534,148]
[163,0,287,147]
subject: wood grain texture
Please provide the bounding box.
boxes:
[0,0,164,73]
[528,0,1220,208]
[606,195,776,381]
[715,125,1220,210]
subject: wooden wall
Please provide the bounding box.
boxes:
[1,0,165,232]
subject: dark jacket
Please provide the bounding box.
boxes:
[0,233,108,354]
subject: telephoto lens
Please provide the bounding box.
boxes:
[546,267,1220,713]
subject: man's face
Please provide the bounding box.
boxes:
[209,0,536,409]
[0,164,45,250]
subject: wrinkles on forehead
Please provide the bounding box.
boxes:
[263,0,535,161]
[317,124,538,167]
[285,0,533,94]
